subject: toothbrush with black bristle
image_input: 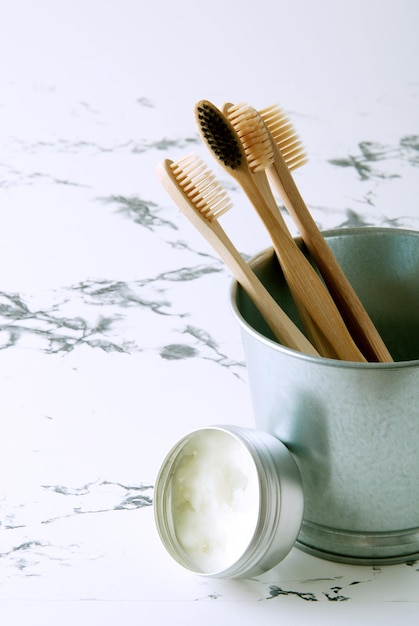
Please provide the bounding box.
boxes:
[156,153,319,356]
[194,99,366,362]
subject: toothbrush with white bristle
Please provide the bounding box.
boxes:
[258,103,393,362]
[156,153,319,356]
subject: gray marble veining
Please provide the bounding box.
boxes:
[0,0,418,622]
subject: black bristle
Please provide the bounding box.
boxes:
[196,102,242,170]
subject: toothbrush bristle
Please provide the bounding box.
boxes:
[224,103,275,173]
[170,154,232,221]
[195,100,243,170]
[259,105,308,171]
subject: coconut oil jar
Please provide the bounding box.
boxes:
[154,426,303,578]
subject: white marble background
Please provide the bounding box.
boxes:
[0,0,418,623]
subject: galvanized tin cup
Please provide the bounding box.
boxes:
[230,227,419,564]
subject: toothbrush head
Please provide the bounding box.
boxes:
[195,100,244,170]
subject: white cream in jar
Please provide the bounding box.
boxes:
[169,429,260,574]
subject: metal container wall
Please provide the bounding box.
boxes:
[230,228,419,564]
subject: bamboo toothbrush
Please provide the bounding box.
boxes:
[196,99,366,362]
[222,101,337,359]
[258,103,393,362]
[156,153,319,356]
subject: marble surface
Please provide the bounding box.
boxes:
[0,0,418,623]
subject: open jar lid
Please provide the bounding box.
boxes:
[153,425,304,579]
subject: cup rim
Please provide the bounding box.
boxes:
[229,226,419,370]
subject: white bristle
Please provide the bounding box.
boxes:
[225,103,275,173]
[259,105,308,171]
[170,155,232,221]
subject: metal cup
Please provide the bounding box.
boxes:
[230,227,419,564]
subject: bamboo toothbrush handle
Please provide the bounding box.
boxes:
[245,171,338,358]
[244,170,366,362]
[157,162,319,357]
[267,158,393,362]
[198,220,319,356]
[295,305,340,359]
